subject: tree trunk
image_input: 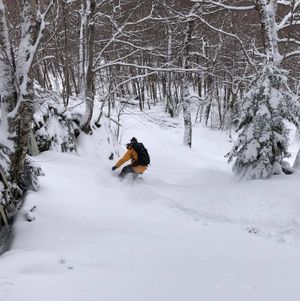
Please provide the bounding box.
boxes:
[9,95,34,183]
[182,14,195,148]
[1,0,53,183]
[80,0,96,134]
[255,0,281,65]
[0,1,16,142]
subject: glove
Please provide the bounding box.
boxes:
[112,166,117,171]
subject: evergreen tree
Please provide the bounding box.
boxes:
[227,65,299,179]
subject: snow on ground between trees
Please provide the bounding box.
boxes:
[1,109,300,301]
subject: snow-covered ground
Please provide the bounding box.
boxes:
[1,108,300,301]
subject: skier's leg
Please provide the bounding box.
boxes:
[132,172,138,180]
[119,165,134,178]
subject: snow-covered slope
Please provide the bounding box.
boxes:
[1,109,300,301]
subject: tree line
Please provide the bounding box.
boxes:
[1,0,300,235]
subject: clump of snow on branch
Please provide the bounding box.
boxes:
[32,86,79,154]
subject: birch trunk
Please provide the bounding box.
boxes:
[79,0,96,134]
[182,17,194,147]
[255,0,281,66]
[293,150,300,169]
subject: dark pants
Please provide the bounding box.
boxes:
[119,165,138,179]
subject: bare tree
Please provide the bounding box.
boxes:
[0,0,53,183]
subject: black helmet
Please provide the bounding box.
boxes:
[130,137,137,144]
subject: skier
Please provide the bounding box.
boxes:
[112,137,150,179]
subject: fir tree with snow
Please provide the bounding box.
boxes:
[227,65,299,179]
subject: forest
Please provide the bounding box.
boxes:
[1,1,300,297]
[1,0,300,242]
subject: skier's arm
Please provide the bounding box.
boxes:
[115,149,132,168]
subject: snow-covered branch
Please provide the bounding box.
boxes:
[94,61,205,74]
[191,0,255,10]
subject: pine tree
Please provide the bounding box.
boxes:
[227,65,299,179]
